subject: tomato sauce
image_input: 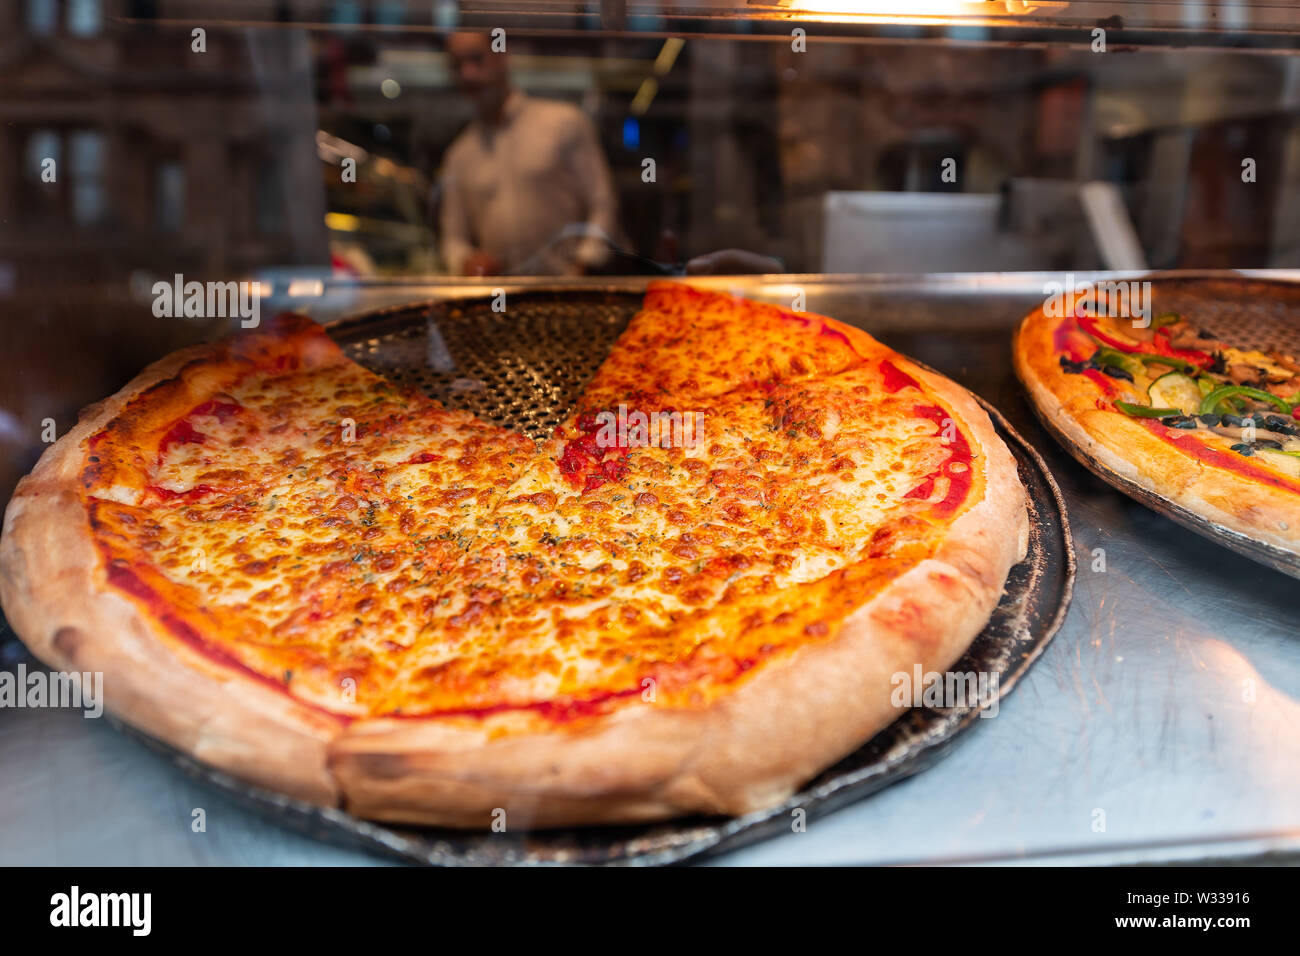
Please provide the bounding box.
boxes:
[394,684,645,723]
[145,483,219,502]
[558,409,630,493]
[1138,419,1300,495]
[101,556,346,716]
[1052,316,1094,363]
[879,361,975,516]
[879,359,920,394]
[1083,369,1118,397]
[157,400,242,459]
[905,404,975,517]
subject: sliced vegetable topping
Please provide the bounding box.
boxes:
[1198,385,1295,417]
[1114,401,1182,418]
[1076,315,1213,368]
[1134,352,1199,374]
[1093,347,1143,382]
[1067,309,1300,448]
[1147,372,1202,416]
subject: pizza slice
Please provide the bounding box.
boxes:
[1015,292,1300,557]
[575,282,864,411]
[33,315,534,751]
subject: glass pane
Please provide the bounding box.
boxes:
[23,129,60,182]
[67,0,102,36]
[255,162,285,235]
[69,129,103,177]
[72,182,105,226]
[69,130,105,225]
[329,1,362,25]
[155,161,186,233]
[374,1,406,26]
[25,0,57,36]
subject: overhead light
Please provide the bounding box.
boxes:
[653,37,684,76]
[287,279,325,298]
[789,0,978,14]
[630,77,658,116]
[774,0,1067,22]
[325,212,362,232]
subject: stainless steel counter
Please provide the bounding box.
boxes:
[3,272,1298,866]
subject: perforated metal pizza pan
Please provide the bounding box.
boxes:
[115,290,1075,866]
[1016,274,1300,581]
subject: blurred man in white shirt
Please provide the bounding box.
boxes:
[439,32,618,276]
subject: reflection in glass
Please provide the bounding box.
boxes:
[69,129,105,227]
[24,129,60,182]
[67,0,101,37]
[25,0,57,36]
[155,161,186,234]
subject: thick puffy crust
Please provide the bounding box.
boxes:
[331,325,1028,827]
[2,294,1027,827]
[0,339,342,805]
[1014,305,1300,555]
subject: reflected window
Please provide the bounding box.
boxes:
[19,127,106,227]
[255,163,285,235]
[373,1,405,26]
[155,161,186,233]
[26,0,57,36]
[329,1,362,24]
[69,130,106,226]
[24,129,60,182]
[67,0,102,36]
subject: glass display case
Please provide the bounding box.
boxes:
[2,0,1299,868]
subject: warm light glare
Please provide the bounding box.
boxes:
[791,0,981,17]
[653,37,684,76]
[785,0,1067,22]
[325,212,362,232]
[630,77,658,116]
[287,278,325,297]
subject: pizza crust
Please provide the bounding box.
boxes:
[0,342,342,806]
[1,309,1028,828]
[1014,304,1300,556]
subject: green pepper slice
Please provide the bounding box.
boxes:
[1114,401,1182,418]
[1092,347,1144,378]
[1133,353,1198,374]
[1197,385,1294,416]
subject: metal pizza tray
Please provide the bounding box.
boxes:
[109,291,1074,865]
[1015,275,1300,581]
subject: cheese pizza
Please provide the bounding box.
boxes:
[1,282,1028,827]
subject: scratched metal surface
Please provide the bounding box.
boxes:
[2,273,1299,866]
